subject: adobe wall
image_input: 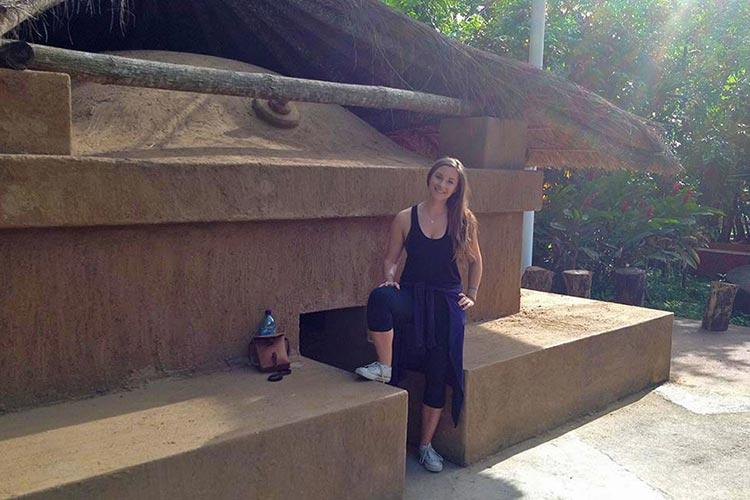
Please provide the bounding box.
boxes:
[0,155,541,410]
[0,69,72,155]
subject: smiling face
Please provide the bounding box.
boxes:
[428,165,460,202]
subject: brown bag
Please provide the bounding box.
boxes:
[249,335,290,372]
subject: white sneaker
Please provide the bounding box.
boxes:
[355,361,392,383]
[418,443,444,473]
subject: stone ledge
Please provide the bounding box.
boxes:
[404,290,674,465]
[0,358,407,499]
[0,155,542,229]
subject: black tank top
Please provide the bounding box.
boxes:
[400,205,461,287]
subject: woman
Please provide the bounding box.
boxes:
[355,157,483,473]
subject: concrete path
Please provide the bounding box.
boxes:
[405,318,750,499]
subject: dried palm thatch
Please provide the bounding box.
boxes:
[1,0,679,173]
[0,0,128,36]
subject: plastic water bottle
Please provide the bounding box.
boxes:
[257,309,277,337]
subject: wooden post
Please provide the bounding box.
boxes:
[614,267,646,306]
[438,115,534,319]
[563,270,592,298]
[522,266,554,292]
[702,281,739,332]
[439,117,527,169]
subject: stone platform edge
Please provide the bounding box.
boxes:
[0,155,542,229]
[457,312,673,465]
[0,358,408,500]
[401,293,674,466]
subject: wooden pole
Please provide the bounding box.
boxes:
[563,270,592,298]
[614,267,646,306]
[0,40,481,117]
[521,266,554,292]
[702,281,739,332]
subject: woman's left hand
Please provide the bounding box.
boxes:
[457,293,475,311]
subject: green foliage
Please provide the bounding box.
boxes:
[383,0,748,320]
[383,0,750,240]
[382,0,489,43]
[534,170,721,285]
[644,271,750,326]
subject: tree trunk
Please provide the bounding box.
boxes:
[614,267,646,306]
[740,212,750,242]
[521,266,555,292]
[735,212,747,241]
[719,192,739,242]
[563,270,592,298]
[702,282,739,331]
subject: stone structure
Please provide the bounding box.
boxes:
[0,50,673,497]
[403,290,673,465]
[0,359,408,499]
[0,52,541,411]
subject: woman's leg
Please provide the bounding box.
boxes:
[357,286,412,382]
[420,347,449,445]
[366,286,413,364]
[420,298,451,445]
[366,286,400,366]
[370,329,394,366]
[420,404,443,447]
[417,322,451,472]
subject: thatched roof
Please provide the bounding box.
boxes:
[1,0,679,173]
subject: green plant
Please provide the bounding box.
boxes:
[384,0,749,244]
[535,170,721,292]
[645,271,750,326]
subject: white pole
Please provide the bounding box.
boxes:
[522,0,546,272]
[528,0,546,68]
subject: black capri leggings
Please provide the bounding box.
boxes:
[367,286,451,409]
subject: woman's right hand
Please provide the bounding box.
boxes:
[379,280,400,290]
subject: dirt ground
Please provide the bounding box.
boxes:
[405,317,750,499]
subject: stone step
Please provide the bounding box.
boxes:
[0,358,406,499]
[403,290,673,465]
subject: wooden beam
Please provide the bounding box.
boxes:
[0,40,481,117]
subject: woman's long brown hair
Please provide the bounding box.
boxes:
[426,157,479,262]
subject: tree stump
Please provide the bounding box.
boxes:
[521,266,554,292]
[614,267,647,306]
[702,281,739,331]
[563,270,592,298]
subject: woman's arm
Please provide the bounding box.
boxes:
[465,229,483,302]
[381,210,409,287]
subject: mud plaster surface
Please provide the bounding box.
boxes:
[405,319,750,500]
[70,51,425,168]
[0,213,521,411]
[465,289,671,369]
[0,69,71,155]
[0,357,406,499]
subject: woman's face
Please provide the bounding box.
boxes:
[428,165,460,202]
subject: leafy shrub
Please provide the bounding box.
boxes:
[534,170,721,292]
[644,271,750,326]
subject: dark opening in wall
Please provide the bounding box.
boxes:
[299,306,374,372]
